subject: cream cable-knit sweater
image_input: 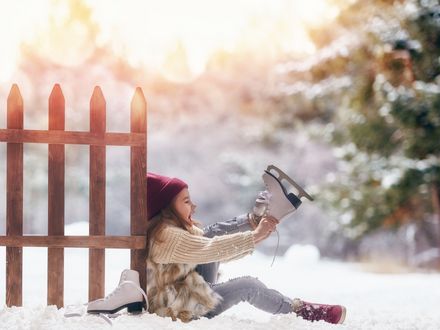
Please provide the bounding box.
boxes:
[149,220,255,265]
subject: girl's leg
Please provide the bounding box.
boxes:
[203,276,294,318]
[203,276,347,324]
[202,214,253,238]
[196,214,253,284]
[195,262,220,284]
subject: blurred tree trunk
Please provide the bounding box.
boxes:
[432,183,440,268]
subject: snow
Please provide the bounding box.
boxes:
[1,222,440,329]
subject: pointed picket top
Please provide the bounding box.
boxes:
[49,84,65,106]
[7,84,23,129]
[7,84,22,100]
[90,86,106,132]
[130,87,146,133]
[90,86,106,108]
[7,84,23,107]
[131,87,146,109]
[48,84,65,130]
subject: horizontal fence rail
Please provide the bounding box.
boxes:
[0,83,148,308]
[0,236,147,249]
[0,129,146,146]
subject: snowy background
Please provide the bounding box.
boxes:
[1,1,440,329]
[1,222,439,330]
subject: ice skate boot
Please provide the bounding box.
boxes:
[87,269,147,314]
[292,298,346,324]
[262,165,313,222]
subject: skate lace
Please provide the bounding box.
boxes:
[105,286,121,299]
[104,280,148,305]
[262,185,272,214]
[259,187,279,268]
[105,273,127,300]
[270,229,279,267]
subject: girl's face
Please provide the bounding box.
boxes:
[171,188,197,224]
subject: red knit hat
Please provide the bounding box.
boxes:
[146,172,188,220]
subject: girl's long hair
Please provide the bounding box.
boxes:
[145,203,201,259]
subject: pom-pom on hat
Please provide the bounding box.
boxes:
[146,172,188,220]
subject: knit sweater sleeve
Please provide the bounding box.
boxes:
[150,225,255,265]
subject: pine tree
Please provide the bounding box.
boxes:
[276,0,440,257]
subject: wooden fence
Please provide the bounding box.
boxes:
[0,84,148,308]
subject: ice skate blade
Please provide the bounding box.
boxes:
[265,165,314,201]
[87,301,144,314]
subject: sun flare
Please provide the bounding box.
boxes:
[0,0,342,83]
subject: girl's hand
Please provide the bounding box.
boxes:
[252,216,279,244]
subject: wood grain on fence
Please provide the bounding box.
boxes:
[6,84,24,307]
[89,86,106,302]
[0,235,146,249]
[0,129,145,146]
[48,84,65,307]
[130,88,148,292]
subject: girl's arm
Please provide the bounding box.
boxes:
[202,213,255,238]
[150,225,255,265]
[150,217,277,265]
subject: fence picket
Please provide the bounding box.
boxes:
[6,84,24,307]
[47,84,65,307]
[130,87,147,292]
[89,86,107,301]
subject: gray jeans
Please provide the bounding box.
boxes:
[195,214,294,318]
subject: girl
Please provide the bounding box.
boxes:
[145,172,346,324]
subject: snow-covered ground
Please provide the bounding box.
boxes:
[1,222,440,330]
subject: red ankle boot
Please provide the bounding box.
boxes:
[292,298,346,324]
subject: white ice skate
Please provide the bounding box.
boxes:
[262,165,313,222]
[87,269,147,314]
